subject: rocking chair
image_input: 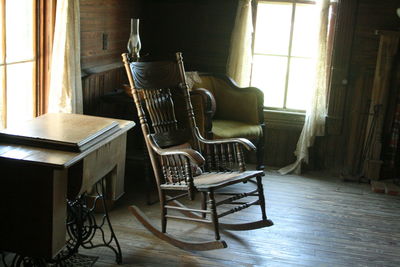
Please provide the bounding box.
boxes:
[122,52,273,250]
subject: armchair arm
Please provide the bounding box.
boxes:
[190,88,216,116]
[190,88,216,139]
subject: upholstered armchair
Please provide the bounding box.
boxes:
[191,73,266,170]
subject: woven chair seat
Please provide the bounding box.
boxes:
[194,170,262,189]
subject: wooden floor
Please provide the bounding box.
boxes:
[85,170,400,267]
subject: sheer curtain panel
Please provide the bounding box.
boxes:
[227,0,253,87]
[48,0,82,114]
[279,0,330,175]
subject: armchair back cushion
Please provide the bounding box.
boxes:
[193,75,260,125]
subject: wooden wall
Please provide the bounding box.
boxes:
[80,0,140,115]
[79,0,400,174]
[264,126,301,167]
[77,0,315,168]
[79,0,236,111]
[80,0,140,70]
[314,0,400,176]
[342,0,400,176]
[139,0,237,73]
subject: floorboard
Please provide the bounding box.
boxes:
[82,170,400,267]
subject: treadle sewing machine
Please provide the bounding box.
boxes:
[0,113,134,265]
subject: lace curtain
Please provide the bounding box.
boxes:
[279,0,330,174]
[226,0,253,87]
[48,0,83,114]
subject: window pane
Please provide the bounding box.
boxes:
[6,62,35,128]
[251,55,287,108]
[6,0,35,63]
[286,57,315,110]
[291,4,319,58]
[254,2,292,55]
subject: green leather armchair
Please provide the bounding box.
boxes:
[191,73,266,170]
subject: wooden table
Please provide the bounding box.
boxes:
[0,113,135,260]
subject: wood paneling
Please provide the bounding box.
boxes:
[365,32,400,180]
[81,67,126,116]
[80,0,140,70]
[139,0,237,73]
[264,127,300,167]
[80,0,140,117]
[325,0,359,136]
[316,0,400,175]
[263,0,400,170]
[79,0,400,172]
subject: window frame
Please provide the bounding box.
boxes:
[0,0,55,128]
[0,0,37,128]
[37,0,56,115]
[251,0,317,113]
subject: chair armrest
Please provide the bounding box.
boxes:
[146,135,204,189]
[200,136,256,152]
[194,128,253,172]
[147,134,205,166]
[194,128,255,151]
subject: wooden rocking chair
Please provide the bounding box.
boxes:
[122,52,273,250]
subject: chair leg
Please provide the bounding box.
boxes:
[201,192,207,219]
[160,191,167,233]
[208,190,220,240]
[256,144,265,170]
[256,176,267,221]
[256,125,266,170]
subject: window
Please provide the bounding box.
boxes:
[0,0,36,128]
[251,0,321,112]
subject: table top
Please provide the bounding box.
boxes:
[0,113,121,152]
[0,113,135,169]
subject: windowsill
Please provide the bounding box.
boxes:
[264,109,305,130]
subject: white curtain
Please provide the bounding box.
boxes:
[227,0,253,87]
[279,0,330,175]
[48,0,83,114]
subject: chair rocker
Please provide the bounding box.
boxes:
[122,52,273,250]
